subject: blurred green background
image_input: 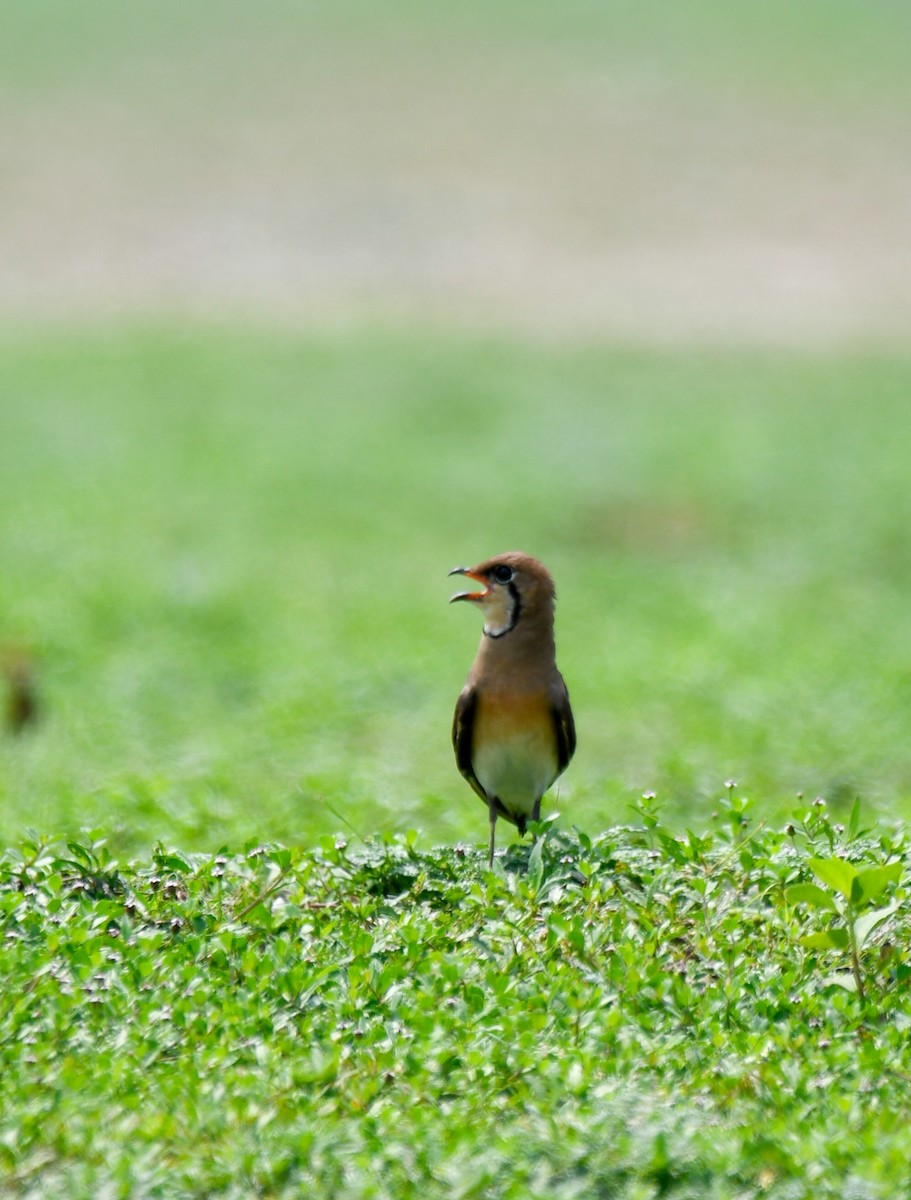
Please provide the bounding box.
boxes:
[2,1,910,853]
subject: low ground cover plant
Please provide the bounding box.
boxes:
[2,796,909,1198]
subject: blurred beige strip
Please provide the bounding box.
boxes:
[1,4,909,342]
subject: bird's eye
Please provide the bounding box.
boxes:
[492,565,514,584]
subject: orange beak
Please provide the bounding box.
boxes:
[448,566,489,604]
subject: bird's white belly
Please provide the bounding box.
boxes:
[473,732,557,814]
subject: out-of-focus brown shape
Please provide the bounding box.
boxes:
[3,645,39,734]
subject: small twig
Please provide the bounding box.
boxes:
[319,796,369,846]
[713,819,768,874]
[234,860,295,921]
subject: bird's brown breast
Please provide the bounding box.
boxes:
[470,689,559,817]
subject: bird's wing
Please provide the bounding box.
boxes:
[452,685,487,801]
[550,675,576,775]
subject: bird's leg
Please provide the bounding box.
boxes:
[530,797,542,842]
[487,798,497,868]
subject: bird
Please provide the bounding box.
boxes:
[449,552,575,867]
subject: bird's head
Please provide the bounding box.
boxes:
[448,552,555,640]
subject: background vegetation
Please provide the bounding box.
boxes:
[3,332,911,853]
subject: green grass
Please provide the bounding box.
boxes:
[3,798,910,1197]
[3,328,911,853]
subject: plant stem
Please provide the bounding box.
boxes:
[234,861,294,921]
[847,906,866,1003]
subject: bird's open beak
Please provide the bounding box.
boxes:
[448,566,488,604]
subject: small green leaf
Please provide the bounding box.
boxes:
[66,841,94,867]
[820,971,857,992]
[854,901,900,949]
[651,1130,670,1173]
[847,797,862,840]
[800,929,850,951]
[527,838,545,892]
[156,852,192,873]
[852,863,902,906]
[809,857,857,900]
[785,883,839,913]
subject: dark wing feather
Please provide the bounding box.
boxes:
[551,675,576,775]
[452,685,487,801]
